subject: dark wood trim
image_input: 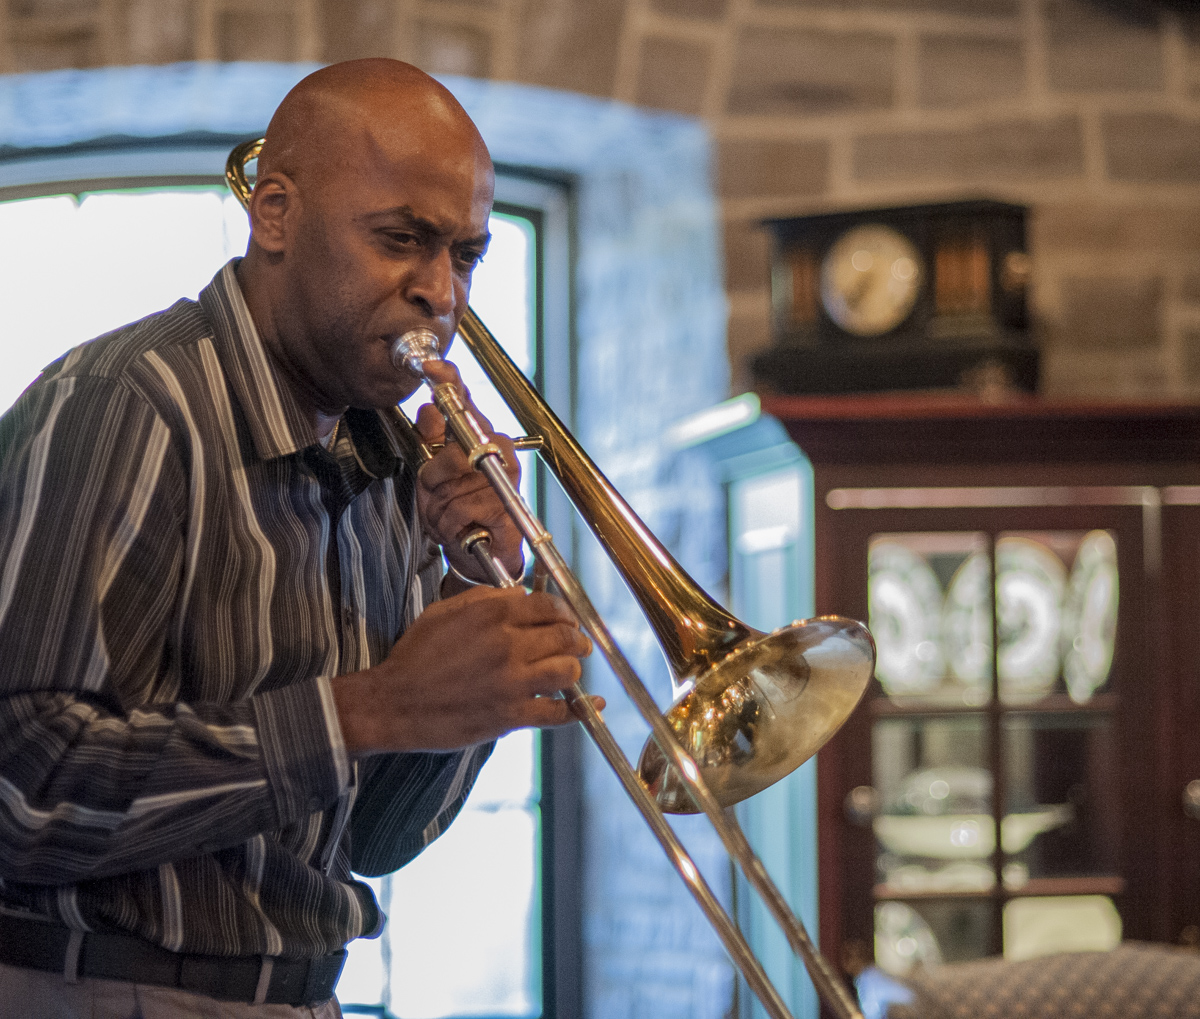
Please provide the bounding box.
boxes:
[764,393,1200,424]
[765,394,1200,466]
[1161,503,1200,946]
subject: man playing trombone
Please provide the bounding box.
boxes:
[0,58,594,1017]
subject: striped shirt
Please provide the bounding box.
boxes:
[0,260,491,959]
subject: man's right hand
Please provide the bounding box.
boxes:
[331,585,597,754]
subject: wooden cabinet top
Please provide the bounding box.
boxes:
[761,393,1200,466]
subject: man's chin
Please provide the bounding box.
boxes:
[351,378,423,411]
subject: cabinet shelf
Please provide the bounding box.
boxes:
[870,692,1119,719]
[875,875,1127,901]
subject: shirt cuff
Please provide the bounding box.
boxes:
[252,676,352,825]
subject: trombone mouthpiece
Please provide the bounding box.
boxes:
[390,328,442,377]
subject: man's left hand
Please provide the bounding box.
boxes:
[414,360,524,585]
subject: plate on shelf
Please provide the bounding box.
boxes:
[997,536,1067,703]
[892,766,990,817]
[879,861,1031,895]
[942,552,992,704]
[874,806,1072,860]
[882,860,996,894]
[1003,895,1122,962]
[875,901,942,977]
[869,541,945,696]
[1061,530,1118,705]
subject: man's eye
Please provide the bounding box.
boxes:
[455,250,485,271]
[384,231,421,247]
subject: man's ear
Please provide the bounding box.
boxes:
[247,172,297,255]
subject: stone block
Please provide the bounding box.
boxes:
[728,27,894,116]
[414,19,491,77]
[1182,270,1200,303]
[1104,113,1200,185]
[11,29,99,71]
[723,218,771,292]
[1040,347,1167,398]
[854,116,1084,184]
[635,36,710,116]
[717,138,829,200]
[218,10,296,62]
[10,0,96,14]
[1033,202,1200,253]
[755,0,1019,16]
[1185,15,1200,100]
[514,0,624,98]
[1043,0,1163,93]
[651,0,727,19]
[320,0,396,62]
[919,34,1025,109]
[125,0,192,65]
[1055,275,1163,351]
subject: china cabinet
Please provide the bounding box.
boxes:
[762,393,1200,988]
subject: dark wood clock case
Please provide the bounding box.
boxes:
[753,200,1038,397]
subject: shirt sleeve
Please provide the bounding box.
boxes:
[0,373,348,886]
[349,742,494,877]
[347,519,494,877]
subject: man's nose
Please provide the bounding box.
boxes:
[407,248,456,319]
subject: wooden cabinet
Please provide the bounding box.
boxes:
[764,394,1200,986]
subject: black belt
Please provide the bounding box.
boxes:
[0,911,345,1006]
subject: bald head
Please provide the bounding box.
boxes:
[259,59,490,198]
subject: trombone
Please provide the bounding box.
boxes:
[227,139,875,1019]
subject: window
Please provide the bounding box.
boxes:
[0,155,573,1018]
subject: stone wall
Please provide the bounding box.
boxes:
[2,0,1199,400]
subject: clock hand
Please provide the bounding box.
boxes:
[844,269,876,311]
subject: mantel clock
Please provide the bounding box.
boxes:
[753,201,1036,395]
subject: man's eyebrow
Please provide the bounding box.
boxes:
[458,231,492,250]
[364,207,491,249]
[364,206,441,233]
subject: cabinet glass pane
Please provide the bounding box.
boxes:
[875,898,992,976]
[1002,712,1118,886]
[997,530,1118,706]
[873,716,992,894]
[869,532,991,706]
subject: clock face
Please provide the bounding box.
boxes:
[820,224,923,337]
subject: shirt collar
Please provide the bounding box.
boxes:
[198,260,409,478]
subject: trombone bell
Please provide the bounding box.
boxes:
[639,616,874,813]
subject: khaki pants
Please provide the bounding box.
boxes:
[0,962,344,1018]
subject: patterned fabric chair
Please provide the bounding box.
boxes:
[886,943,1200,1019]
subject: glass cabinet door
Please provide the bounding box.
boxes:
[856,520,1128,977]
